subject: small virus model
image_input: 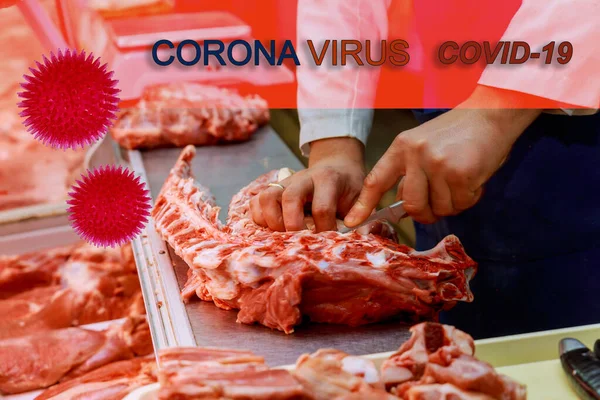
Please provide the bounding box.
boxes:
[18,49,120,150]
[67,166,151,248]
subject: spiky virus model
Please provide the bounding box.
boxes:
[18,49,120,150]
[67,166,151,248]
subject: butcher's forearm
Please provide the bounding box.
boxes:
[308,137,365,167]
[461,85,542,145]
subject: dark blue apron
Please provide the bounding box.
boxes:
[411,1,600,338]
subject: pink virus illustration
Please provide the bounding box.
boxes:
[18,49,120,150]
[67,165,151,248]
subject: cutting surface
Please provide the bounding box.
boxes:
[142,127,411,366]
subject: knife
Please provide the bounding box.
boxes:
[338,200,408,234]
[559,338,600,400]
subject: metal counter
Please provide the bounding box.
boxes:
[137,126,411,366]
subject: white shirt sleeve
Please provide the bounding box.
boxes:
[479,0,600,110]
[297,0,391,156]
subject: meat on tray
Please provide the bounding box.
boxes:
[0,243,144,340]
[294,349,396,400]
[152,146,477,334]
[0,243,74,299]
[381,322,526,400]
[158,347,307,399]
[153,323,526,400]
[0,107,85,212]
[0,316,152,395]
[36,355,157,400]
[110,83,270,150]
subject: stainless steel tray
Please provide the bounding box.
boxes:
[129,126,413,366]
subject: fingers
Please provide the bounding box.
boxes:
[281,178,313,231]
[258,186,285,231]
[345,142,406,226]
[311,174,340,232]
[250,196,266,227]
[402,165,437,224]
[429,173,454,217]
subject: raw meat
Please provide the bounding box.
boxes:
[0,106,85,212]
[0,316,152,395]
[381,322,526,400]
[0,243,144,340]
[293,349,396,400]
[0,244,74,298]
[157,347,307,399]
[110,83,270,149]
[152,146,477,333]
[36,356,157,400]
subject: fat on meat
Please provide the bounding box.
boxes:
[0,243,144,340]
[0,316,152,395]
[110,83,270,150]
[157,347,307,399]
[152,146,477,334]
[381,322,526,400]
[35,355,157,400]
[0,243,74,299]
[293,349,396,400]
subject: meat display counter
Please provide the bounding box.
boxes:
[124,126,413,366]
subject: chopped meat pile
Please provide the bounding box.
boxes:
[0,242,144,340]
[381,322,527,400]
[110,83,270,149]
[155,323,526,400]
[0,316,152,395]
[158,347,307,399]
[35,355,157,400]
[152,146,477,334]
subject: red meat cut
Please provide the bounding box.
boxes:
[152,146,477,333]
[293,349,396,400]
[111,83,270,149]
[381,322,526,400]
[36,355,157,400]
[0,243,144,340]
[158,347,307,399]
[0,316,152,395]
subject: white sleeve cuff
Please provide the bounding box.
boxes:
[298,109,374,157]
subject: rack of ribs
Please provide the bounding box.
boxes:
[152,146,477,334]
[110,83,270,150]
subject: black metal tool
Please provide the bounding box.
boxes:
[559,338,600,400]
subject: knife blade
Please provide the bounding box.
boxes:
[338,200,408,234]
[559,338,600,400]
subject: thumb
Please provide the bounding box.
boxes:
[343,170,390,227]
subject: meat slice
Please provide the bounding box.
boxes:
[0,244,74,298]
[293,349,396,400]
[152,146,477,333]
[157,347,307,399]
[35,356,157,400]
[0,316,152,395]
[110,83,270,150]
[381,322,526,400]
[0,243,144,339]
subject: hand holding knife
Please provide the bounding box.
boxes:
[338,200,408,234]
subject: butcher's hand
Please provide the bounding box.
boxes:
[251,137,365,232]
[345,86,542,226]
